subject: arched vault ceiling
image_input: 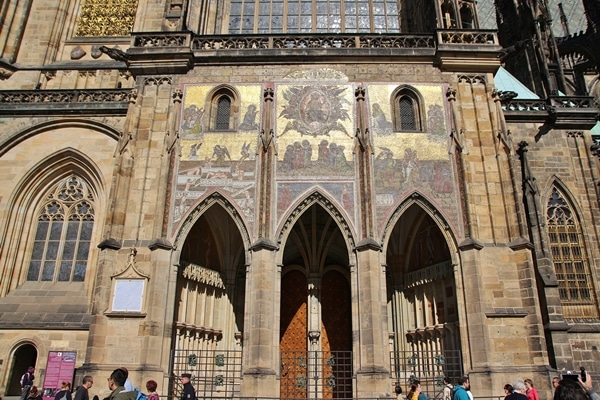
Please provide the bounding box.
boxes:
[180,204,245,281]
[282,204,349,273]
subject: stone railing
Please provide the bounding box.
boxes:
[0,89,133,104]
[437,29,498,45]
[549,95,596,109]
[132,32,190,48]
[129,30,495,51]
[502,96,596,112]
[502,99,548,112]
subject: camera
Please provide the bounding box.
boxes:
[561,371,580,381]
[560,367,586,382]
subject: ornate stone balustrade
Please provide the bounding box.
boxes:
[127,31,493,51]
[133,33,190,48]
[502,100,548,112]
[0,89,132,104]
[549,95,596,109]
[438,29,498,45]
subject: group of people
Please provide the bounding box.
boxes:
[402,370,597,400]
[18,367,169,400]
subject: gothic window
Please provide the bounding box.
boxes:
[27,176,94,282]
[459,2,475,29]
[441,0,457,28]
[547,187,599,319]
[216,97,232,130]
[228,0,400,33]
[75,0,139,37]
[392,87,425,132]
[208,87,238,131]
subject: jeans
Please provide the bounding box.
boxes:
[20,385,31,400]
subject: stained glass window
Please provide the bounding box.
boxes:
[547,187,598,319]
[228,0,400,33]
[27,176,94,282]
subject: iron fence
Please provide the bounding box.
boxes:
[280,350,353,400]
[390,350,463,398]
[170,349,243,398]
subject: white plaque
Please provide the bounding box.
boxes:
[112,279,145,312]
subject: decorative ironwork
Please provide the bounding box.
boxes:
[281,350,352,399]
[187,354,197,366]
[214,354,225,367]
[171,349,242,399]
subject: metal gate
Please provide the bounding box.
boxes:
[170,349,242,399]
[281,350,353,399]
[390,350,463,398]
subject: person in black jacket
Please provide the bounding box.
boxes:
[180,373,196,400]
[19,367,35,400]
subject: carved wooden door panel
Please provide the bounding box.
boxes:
[280,270,308,399]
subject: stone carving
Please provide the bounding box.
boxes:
[182,263,225,289]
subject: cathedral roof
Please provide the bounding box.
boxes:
[494,66,540,99]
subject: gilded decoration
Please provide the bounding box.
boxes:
[75,0,139,37]
[367,83,461,233]
[275,73,356,229]
[173,85,261,227]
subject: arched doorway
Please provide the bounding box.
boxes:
[386,204,462,396]
[171,203,247,398]
[7,343,37,395]
[280,203,353,399]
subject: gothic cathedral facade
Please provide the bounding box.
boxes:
[0,0,599,399]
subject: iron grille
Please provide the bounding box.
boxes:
[390,350,463,398]
[281,350,353,399]
[171,349,242,398]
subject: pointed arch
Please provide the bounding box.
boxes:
[544,182,599,319]
[276,189,356,264]
[0,119,121,157]
[441,0,458,28]
[173,190,252,255]
[170,191,248,395]
[459,2,476,29]
[391,85,426,132]
[382,193,463,388]
[0,148,105,296]
[381,192,458,259]
[205,85,241,131]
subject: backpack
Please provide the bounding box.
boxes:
[134,388,147,400]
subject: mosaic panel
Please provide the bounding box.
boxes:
[367,83,461,234]
[275,82,356,227]
[173,85,262,231]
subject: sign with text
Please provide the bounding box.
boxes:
[42,351,76,400]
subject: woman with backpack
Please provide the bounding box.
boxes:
[54,382,72,400]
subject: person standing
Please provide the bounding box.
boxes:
[54,382,72,400]
[106,369,136,400]
[180,373,196,400]
[508,380,529,400]
[524,379,539,400]
[443,377,453,400]
[74,376,93,400]
[20,366,35,400]
[145,380,159,400]
[453,376,471,400]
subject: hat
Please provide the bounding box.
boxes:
[181,373,192,378]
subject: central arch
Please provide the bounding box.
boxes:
[279,202,353,399]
